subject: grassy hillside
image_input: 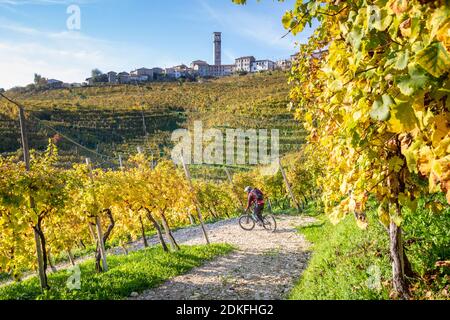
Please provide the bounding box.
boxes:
[0,72,305,177]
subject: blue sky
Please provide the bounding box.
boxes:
[0,0,313,89]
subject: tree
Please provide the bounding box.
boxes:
[0,157,35,281]
[34,74,47,88]
[0,142,67,289]
[234,0,450,299]
[91,69,103,78]
[90,69,108,84]
[66,162,118,273]
[122,154,170,252]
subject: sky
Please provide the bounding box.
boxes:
[0,0,314,89]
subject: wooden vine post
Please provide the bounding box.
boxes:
[278,158,301,213]
[14,99,49,291]
[180,156,210,245]
[118,154,123,170]
[85,158,109,272]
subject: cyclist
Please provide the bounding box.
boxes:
[244,186,265,224]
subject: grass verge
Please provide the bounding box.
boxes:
[290,211,391,300]
[290,200,449,300]
[0,244,233,300]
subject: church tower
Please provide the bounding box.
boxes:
[213,32,222,66]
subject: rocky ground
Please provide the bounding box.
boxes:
[131,215,316,300]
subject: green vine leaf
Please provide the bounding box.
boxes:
[370,95,393,121]
[416,42,450,78]
[396,64,429,96]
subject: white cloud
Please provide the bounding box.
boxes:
[0,19,180,89]
[0,39,111,88]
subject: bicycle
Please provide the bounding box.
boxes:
[238,207,277,232]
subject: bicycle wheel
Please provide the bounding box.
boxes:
[262,215,277,232]
[239,215,256,231]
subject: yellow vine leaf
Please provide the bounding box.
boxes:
[430,6,450,43]
[378,203,390,227]
[418,145,433,176]
[416,42,450,78]
[436,21,450,50]
[403,140,421,173]
[435,136,450,157]
[389,0,409,15]
[389,156,405,173]
[388,101,418,133]
[431,114,450,147]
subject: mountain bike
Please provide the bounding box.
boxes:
[238,206,277,232]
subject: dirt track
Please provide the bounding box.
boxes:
[131,215,315,300]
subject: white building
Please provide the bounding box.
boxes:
[117,72,130,84]
[107,71,118,84]
[213,64,234,77]
[191,60,233,77]
[151,68,164,79]
[276,59,292,71]
[251,60,275,73]
[129,67,164,81]
[131,68,154,78]
[191,60,209,77]
[235,56,255,73]
[165,65,192,79]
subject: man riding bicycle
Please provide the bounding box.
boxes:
[244,186,265,224]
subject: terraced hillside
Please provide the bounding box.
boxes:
[0,72,305,176]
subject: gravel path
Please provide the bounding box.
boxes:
[131,215,316,300]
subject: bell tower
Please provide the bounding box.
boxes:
[213,32,222,66]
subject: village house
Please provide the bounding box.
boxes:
[107,71,118,84]
[276,59,292,71]
[132,67,165,81]
[151,68,164,80]
[165,64,192,79]
[130,67,154,81]
[251,60,275,73]
[47,79,64,89]
[235,56,256,73]
[191,60,234,77]
[209,64,234,77]
[81,33,297,86]
[191,60,210,77]
[117,72,131,84]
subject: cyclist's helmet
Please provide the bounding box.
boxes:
[244,186,253,193]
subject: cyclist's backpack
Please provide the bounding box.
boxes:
[252,188,264,201]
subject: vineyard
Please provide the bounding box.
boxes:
[0,73,304,173]
[0,71,315,299]
[1,0,450,302]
